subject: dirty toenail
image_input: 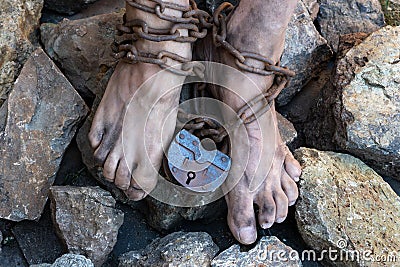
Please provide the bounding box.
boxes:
[276,217,286,223]
[261,222,273,229]
[238,227,256,244]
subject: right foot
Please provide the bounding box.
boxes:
[88,0,191,200]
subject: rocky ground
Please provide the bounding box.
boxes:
[0,0,399,266]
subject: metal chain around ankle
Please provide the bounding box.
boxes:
[113,0,213,77]
[180,2,297,143]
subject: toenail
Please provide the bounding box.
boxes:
[276,217,286,223]
[289,200,297,206]
[261,222,273,229]
[238,227,256,244]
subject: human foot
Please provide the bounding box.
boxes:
[211,0,302,244]
[88,0,191,200]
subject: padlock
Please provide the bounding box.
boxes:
[167,129,231,193]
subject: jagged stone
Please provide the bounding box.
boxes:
[44,0,99,15]
[118,232,219,267]
[211,236,302,267]
[0,48,88,221]
[50,186,124,267]
[278,0,332,105]
[317,0,385,51]
[0,0,44,106]
[333,26,400,179]
[295,148,400,266]
[40,11,123,98]
[30,254,94,267]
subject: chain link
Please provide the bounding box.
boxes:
[115,1,296,143]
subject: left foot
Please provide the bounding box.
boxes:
[209,0,301,244]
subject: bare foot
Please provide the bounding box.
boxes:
[88,0,191,200]
[213,0,302,244]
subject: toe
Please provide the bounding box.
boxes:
[257,191,276,229]
[88,116,104,150]
[103,155,119,182]
[226,192,257,245]
[115,160,131,190]
[273,189,289,223]
[124,180,147,201]
[284,153,301,181]
[281,170,299,206]
[131,164,158,193]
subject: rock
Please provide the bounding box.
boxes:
[278,0,333,105]
[294,148,400,266]
[0,48,88,221]
[333,26,400,179]
[44,0,100,15]
[12,206,64,265]
[118,232,219,267]
[0,0,43,106]
[317,0,385,51]
[277,113,297,146]
[40,11,123,98]
[302,0,319,20]
[50,186,124,267]
[211,236,302,267]
[0,229,2,252]
[30,254,94,267]
[301,32,369,151]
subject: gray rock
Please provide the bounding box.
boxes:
[294,148,400,267]
[0,0,43,106]
[40,11,123,98]
[317,0,385,51]
[211,236,302,267]
[333,26,400,179]
[44,0,100,15]
[278,0,333,105]
[30,254,94,267]
[118,232,219,267]
[50,186,124,267]
[0,48,88,221]
[302,0,319,20]
[12,209,64,265]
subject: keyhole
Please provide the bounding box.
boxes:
[186,172,196,185]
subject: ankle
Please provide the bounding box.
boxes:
[125,0,192,58]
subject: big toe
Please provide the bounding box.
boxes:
[284,152,301,182]
[226,192,257,245]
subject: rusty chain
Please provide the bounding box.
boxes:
[115,1,295,143]
[114,0,212,76]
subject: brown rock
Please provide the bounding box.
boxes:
[317,0,385,51]
[40,11,123,98]
[333,26,400,179]
[211,236,302,267]
[118,232,219,267]
[50,186,124,267]
[0,0,44,106]
[0,48,88,221]
[295,148,400,266]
